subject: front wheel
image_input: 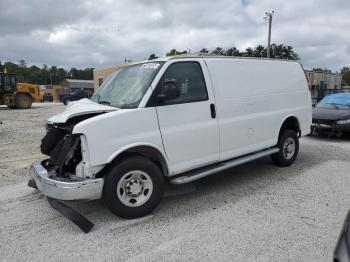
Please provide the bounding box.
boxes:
[15,93,32,109]
[103,156,165,219]
[271,130,299,167]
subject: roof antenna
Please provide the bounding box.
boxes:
[148,54,158,60]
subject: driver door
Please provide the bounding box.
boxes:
[152,60,220,174]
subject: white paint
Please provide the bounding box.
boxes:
[204,58,312,161]
[47,56,311,180]
[47,98,117,123]
[154,58,220,173]
[73,107,166,168]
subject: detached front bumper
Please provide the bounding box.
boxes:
[29,161,104,201]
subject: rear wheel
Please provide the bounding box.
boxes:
[271,130,299,167]
[103,156,165,219]
[15,93,32,109]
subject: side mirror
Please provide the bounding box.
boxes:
[157,79,181,102]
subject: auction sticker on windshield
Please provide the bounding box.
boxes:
[141,63,160,69]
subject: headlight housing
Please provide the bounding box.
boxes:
[336,119,350,125]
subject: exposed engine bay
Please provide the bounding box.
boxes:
[40,113,102,180]
[29,112,108,233]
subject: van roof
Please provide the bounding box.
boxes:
[132,54,300,65]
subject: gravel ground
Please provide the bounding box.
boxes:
[1,103,350,261]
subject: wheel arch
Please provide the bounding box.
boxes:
[279,115,301,138]
[98,143,169,178]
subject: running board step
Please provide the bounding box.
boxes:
[170,147,279,185]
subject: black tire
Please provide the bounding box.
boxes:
[271,129,299,167]
[343,131,350,140]
[103,156,165,219]
[63,98,70,105]
[15,93,32,109]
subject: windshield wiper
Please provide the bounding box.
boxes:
[118,102,139,109]
[98,100,111,106]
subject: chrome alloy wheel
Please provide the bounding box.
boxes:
[117,170,153,207]
[283,137,295,160]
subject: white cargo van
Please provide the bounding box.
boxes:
[29,56,312,218]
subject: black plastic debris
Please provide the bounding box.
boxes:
[27,178,37,189]
[47,197,94,233]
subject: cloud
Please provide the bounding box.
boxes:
[0,0,349,71]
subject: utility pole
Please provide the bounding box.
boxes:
[264,11,274,58]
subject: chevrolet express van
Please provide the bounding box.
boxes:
[29,56,312,218]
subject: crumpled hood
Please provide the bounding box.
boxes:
[48,98,117,123]
[312,107,350,121]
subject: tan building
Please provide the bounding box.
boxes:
[93,63,129,90]
[305,70,343,103]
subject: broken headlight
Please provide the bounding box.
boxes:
[337,119,350,125]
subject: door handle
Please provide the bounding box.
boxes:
[210,104,216,119]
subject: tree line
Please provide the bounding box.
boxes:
[165,43,300,60]
[165,44,350,86]
[0,60,93,85]
[2,43,350,86]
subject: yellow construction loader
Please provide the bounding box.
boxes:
[0,70,43,109]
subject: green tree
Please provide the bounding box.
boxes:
[243,47,254,57]
[312,68,332,73]
[166,49,187,56]
[19,60,27,68]
[211,47,225,55]
[253,45,266,58]
[341,66,350,86]
[270,44,299,60]
[225,47,241,56]
[0,60,93,84]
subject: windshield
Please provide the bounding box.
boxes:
[90,62,164,108]
[316,94,350,109]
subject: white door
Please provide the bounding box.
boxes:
[153,60,219,174]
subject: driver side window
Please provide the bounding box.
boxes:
[156,61,208,105]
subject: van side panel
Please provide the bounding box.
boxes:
[73,108,166,168]
[204,58,311,161]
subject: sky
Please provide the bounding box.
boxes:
[0,0,349,71]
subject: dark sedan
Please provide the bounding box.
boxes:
[58,89,92,105]
[311,93,350,138]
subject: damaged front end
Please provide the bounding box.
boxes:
[29,115,104,201]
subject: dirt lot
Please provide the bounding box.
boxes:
[1,103,350,261]
[0,103,63,186]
